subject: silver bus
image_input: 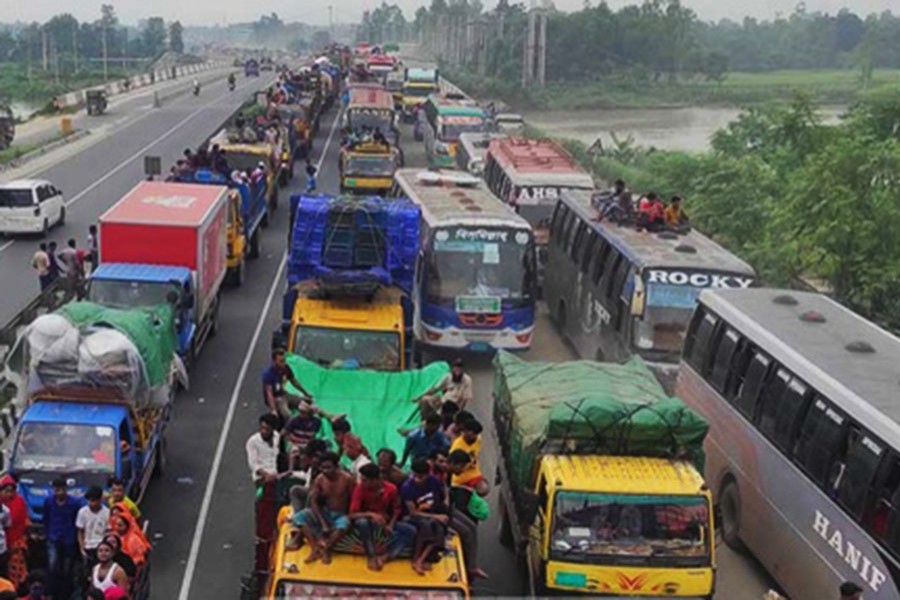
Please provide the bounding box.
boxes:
[544,189,755,372]
[456,132,506,176]
[677,288,900,600]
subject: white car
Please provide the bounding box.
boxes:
[0,179,66,235]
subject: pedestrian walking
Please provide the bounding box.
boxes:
[31,243,51,292]
[86,225,99,274]
[305,160,318,193]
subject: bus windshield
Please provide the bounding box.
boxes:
[426,227,534,307]
[439,117,485,142]
[403,85,435,97]
[13,423,117,474]
[348,109,393,131]
[551,491,710,567]
[294,326,401,371]
[278,581,464,599]
[88,279,180,309]
[344,155,395,177]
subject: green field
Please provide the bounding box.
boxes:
[0,63,132,110]
[450,68,900,110]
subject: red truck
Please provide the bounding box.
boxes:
[89,181,229,362]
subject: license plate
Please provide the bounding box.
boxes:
[468,342,490,352]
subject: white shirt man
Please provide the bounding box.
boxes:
[246,415,281,483]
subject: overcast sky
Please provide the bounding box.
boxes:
[2,0,896,27]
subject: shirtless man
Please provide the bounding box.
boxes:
[291,452,355,564]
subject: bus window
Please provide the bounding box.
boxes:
[733,351,769,419]
[603,251,623,300]
[686,311,718,374]
[793,397,846,487]
[551,205,568,243]
[870,458,900,550]
[612,259,631,333]
[709,327,741,394]
[550,202,563,239]
[591,239,611,285]
[757,369,791,442]
[570,222,586,261]
[773,378,812,452]
[837,433,883,521]
[580,231,598,273]
[561,213,578,255]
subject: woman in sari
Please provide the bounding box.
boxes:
[108,503,150,566]
[0,475,29,586]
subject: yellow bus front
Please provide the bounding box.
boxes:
[287,291,406,371]
[536,456,716,597]
[267,507,469,599]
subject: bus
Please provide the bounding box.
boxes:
[545,189,755,375]
[401,67,439,120]
[482,137,593,268]
[456,132,505,176]
[677,289,900,600]
[391,168,537,352]
[420,98,487,169]
[344,87,396,138]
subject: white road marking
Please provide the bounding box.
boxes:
[176,105,344,600]
[0,74,275,254]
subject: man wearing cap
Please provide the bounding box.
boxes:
[416,358,473,419]
[840,581,863,600]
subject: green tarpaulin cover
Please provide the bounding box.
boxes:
[493,351,709,493]
[286,355,449,458]
[57,302,177,387]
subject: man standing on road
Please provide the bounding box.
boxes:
[56,239,83,301]
[246,414,282,574]
[31,243,51,291]
[305,160,318,192]
[47,241,60,285]
[86,225,99,274]
[43,478,83,599]
[839,582,863,600]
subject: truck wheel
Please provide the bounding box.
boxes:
[499,500,514,549]
[720,481,745,552]
[249,231,261,259]
[153,437,167,477]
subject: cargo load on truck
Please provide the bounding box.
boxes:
[493,351,708,493]
[14,302,180,406]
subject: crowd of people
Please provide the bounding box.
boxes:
[595,179,690,233]
[0,475,147,600]
[247,350,490,582]
[30,227,98,298]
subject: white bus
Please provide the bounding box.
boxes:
[677,288,900,600]
[545,189,755,377]
[390,168,537,352]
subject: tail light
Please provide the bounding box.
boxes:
[424,329,443,341]
[516,332,533,344]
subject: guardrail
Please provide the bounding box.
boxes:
[54,60,231,110]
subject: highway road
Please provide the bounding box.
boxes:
[0,66,777,598]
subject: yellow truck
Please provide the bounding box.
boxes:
[493,352,715,598]
[339,139,401,195]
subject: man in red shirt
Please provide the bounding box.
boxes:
[637,192,666,232]
[349,463,415,571]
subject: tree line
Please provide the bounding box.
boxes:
[587,92,900,331]
[0,5,185,77]
[362,0,900,85]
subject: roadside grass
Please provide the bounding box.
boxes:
[0,63,132,108]
[449,68,900,109]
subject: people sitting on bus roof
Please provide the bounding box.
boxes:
[664,195,690,232]
[637,192,666,232]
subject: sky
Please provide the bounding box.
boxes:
[1,0,896,27]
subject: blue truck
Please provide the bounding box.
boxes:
[6,302,177,523]
[174,167,269,285]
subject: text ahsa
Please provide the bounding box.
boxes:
[814,510,887,592]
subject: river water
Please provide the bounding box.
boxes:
[523,105,845,152]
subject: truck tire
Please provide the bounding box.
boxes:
[499,500,514,549]
[153,437,167,477]
[720,481,745,552]
[249,230,261,259]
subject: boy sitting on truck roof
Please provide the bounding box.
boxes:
[449,419,488,497]
[291,452,354,564]
[348,463,416,571]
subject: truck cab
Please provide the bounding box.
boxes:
[87,264,200,359]
[8,397,166,523]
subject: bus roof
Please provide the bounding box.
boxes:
[487,137,594,187]
[542,455,707,496]
[429,98,485,118]
[394,168,532,229]
[406,67,437,80]
[348,87,394,110]
[271,508,468,596]
[562,189,755,275]
[700,288,900,439]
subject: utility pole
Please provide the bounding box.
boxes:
[536,9,546,87]
[72,27,78,73]
[102,27,109,81]
[328,5,334,44]
[52,35,59,85]
[41,29,48,71]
